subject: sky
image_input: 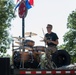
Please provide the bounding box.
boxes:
[8,0,76,55]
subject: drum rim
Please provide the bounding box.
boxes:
[34,46,46,48]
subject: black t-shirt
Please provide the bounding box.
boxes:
[45,32,59,46]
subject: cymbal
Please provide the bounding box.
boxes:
[13,37,25,40]
[25,32,37,36]
[15,42,22,44]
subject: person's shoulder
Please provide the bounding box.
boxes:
[45,33,48,36]
[52,32,59,38]
[45,33,48,35]
[51,32,57,35]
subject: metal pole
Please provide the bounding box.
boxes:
[22,17,25,68]
[17,0,28,69]
[22,17,25,38]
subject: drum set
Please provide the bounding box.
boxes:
[12,32,46,69]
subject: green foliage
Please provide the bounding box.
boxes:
[0,0,15,56]
[62,10,76,63]
[58,44,66,50]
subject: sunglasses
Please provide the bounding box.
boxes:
[47,27,51,28]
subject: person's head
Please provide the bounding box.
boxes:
[46,24,53,33]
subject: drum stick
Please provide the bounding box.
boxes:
[42,28,45,36]
[42,28,47,48]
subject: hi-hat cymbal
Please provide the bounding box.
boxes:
[25,32,37,36]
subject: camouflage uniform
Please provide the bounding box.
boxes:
[40,46,57,69]
[45,46,57,69]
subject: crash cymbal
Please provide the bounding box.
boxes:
[25,32,37,36]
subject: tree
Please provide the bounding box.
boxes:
[63,10,76,63]
[0,0,15,56]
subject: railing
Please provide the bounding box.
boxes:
[14,69,76,75]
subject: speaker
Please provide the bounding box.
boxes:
[0,58,10,75]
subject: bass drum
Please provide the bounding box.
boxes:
[13,51,39,69]
[52,50,71,68]
[13,51,21,69]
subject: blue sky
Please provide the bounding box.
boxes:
[10,0,76,49]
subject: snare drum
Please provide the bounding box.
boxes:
[33,46,45,51]
[33,46,45,55]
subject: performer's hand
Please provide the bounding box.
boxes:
[46,40,52,43]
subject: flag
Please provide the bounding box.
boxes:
[29,0,34,5]
[14,0,34,11]
[25,0,32,9]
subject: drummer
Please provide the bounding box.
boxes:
[44,24,59,53]
[44,24,59,69]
